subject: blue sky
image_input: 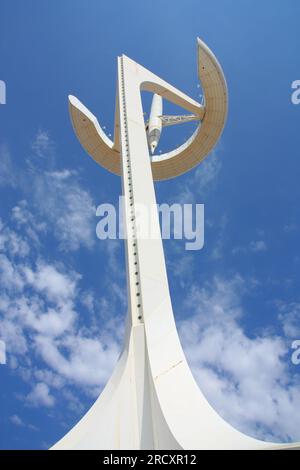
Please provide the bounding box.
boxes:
[1,0,300,449]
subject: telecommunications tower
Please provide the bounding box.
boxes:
[53,39,299,450]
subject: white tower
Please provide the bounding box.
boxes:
[53,39,299,450]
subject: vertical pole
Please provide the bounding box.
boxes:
[118,56,145,329]
[118,55,157,448]
[118,55,183,380]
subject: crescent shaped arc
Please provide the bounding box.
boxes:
[68,38,228,181]
[68,95,121,176]
[150,38,228,180]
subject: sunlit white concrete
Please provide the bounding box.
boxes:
[53,39,300,450]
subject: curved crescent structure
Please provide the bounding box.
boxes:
[69,38,227,180]
[53,39,300,450]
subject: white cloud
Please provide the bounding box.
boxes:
[171,149,222,205]
[0,219,30,257]
[179,276,300,443]
[0,132,125,427]
[232,239,268,255]
[250,240,268,252]
[26,382,55,408]
[60,388,85,415]
[2,132,97,253]
[27,131,96,252]
[18,296,77,338]
[0,208,122,408]
[3,130,299,444]
[54,184,96,251]
[210,214,228,260]
[278,302,300,338]
[33,168,96,252]
[30,130,54,160]
[23,262,79,303]
[0,145,17,188]
[10,415,24,427]
[80,291,96,313]
[9,414,38,431]
[34,369,65,390]
[193,150,222,196]
[34,334,119,391]
[46,169,76,180]
[11,200,46,245]
[0,254,26,291]
[283,224,297,233]
[0,315,28,355]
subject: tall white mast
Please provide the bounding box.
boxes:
[52,39,299,450]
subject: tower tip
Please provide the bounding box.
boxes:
[150,142,157,154]
[68,95,77,105]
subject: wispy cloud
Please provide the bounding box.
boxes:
[210,213,228,260]
[278,302,300,338]
[232,239,268,255]
[0,206,122,410]
[2,131,97,252]
[173,149,222,204]
[249,240,268,252]
[0,130,126,424]
[10,415,25,427]
[179,276,300,443]
[0,145,17,188]
[1,130,299,446]
[27,132,96,251]
[25,382,55,408]
[9,414,38,431]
